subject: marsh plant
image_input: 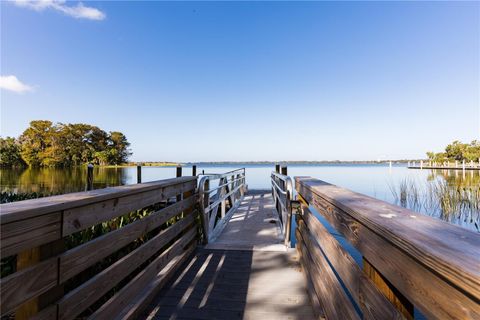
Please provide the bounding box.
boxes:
[388,177,480,232]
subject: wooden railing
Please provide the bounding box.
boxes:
[0,176,198,320]
[198,168,246,243]
[295,177,480,320]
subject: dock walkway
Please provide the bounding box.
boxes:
[2,168,478,320]
[143,191,315,320]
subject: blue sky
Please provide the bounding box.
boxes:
[1,1,479,162]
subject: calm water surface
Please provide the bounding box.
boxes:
[1,164,479,231]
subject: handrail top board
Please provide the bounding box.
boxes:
[295,176,480,299]
[0,176,196,223]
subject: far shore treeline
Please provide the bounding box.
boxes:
[0,120,131,167]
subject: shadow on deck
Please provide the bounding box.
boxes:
[143,249,313,320]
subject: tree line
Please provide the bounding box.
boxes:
[0,120,132,167]
[426,140,480,162]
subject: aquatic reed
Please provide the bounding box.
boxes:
[388,178,480,232]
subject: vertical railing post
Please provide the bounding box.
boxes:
[87,163,94,191]
[203,178,210,243]
[15,240,65,320]
[231,174,235,204]
[363,258,414,319]
[284,177,293,247]
[192,164,197,176]
[220,177,226,218]
[281,165,288,176]
[176,166,182,202]
[137,164,142,183]
[275,163,280,173]
[235,174,240,200]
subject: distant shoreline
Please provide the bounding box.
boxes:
[120,160,425,166]
[3,160,425,169]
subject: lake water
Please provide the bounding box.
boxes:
[1,163,479,232]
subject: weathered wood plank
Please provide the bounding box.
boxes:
[0,258,58,315]
[156,287,312,305]
[29,305,56,320]
[59,196,195,282]
[57,214,194,320]
[15,246,42,319]
[14,239,65,320]
[300,205,403,319]
[296,238,326,320]
[144,247,315,320]
[296,177,480,319]
[363,257,413,320]
[296,177,480,298]
[296,224,360,320]
[1,212,61,258]
[0,177,196,223]
[63,180,196,235]
[93,230,197,320]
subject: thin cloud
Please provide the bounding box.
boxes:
[10,0,106,20]
[0,75,34,93]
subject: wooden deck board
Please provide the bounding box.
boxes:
[143,191,315,320]
[205,191,286,252]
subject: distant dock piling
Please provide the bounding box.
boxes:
[86,164,94,191]
[137,164,142,183]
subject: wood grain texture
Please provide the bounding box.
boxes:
[91,230,197,320]
[296,176,480,319]
[144,249,315,320]
[0,176,198,319]
[1,257,58,315]
[0,177,196,224]
[296,177,480,296]
[205,192,285,252]
[63,180,196,235]
[296,237,326,320]
[1,212,61,258]
[14,239,65,320]
[363,258,413,320]
[300,205,403,320]
[29,305,56,320]
[59,196,195,282]
[58,214,195,320]
[296,224,360,320]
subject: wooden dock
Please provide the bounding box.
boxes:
[1,167,479,320]
[205,191,286,251]
[407,160,480,170]
[408,165,480,170]
[143,190,313,319]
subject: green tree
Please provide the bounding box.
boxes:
[15,120,132,167]
[464,140,480,162]
[108,131,131,164]
[0,137,26,167]
[445,141,467,161]
[427,140,480,162]
[426,152,435,160]
[19,120,54,166]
